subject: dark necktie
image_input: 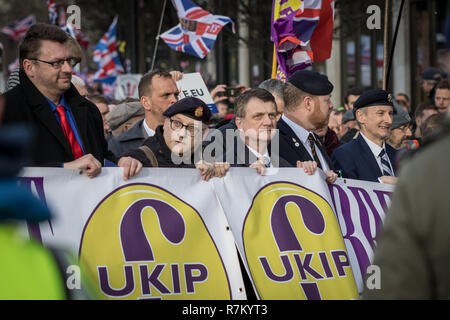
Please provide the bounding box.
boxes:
[308,133,322,169]
[379,149,393,176]
[56,105,84,159]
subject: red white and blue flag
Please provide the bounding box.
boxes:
[93,16,124,82]
[160,0,235,59]
[45,0,58,25]
[271,0,334,79]
[1,15,36,41]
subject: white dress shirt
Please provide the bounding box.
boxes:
[143,119,155,137]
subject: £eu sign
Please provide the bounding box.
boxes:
[79,184,231,300]
[243,182,359,300]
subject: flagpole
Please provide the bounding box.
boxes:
[150,0,168,72]
[382,0,389,90]
[271,44,277,79]
[385,0,405,90]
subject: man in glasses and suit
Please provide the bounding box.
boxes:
[3,23,115,178]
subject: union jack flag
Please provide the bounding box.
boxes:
[100,77,117,99]
[93,16,124,82]
[1,15,36,41]
[45,0,58,25]
[271,0,334,79]
[160,0,235,59]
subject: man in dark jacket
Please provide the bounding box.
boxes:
[332,89,398,184]
[107,70,180,157]
[3,23,115,178]
[277,70,335,172]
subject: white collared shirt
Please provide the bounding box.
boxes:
[359,132,394,176]
[143,119,155,137]
[281,114,330,171]
[246,145,273,168]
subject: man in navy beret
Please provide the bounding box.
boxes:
[331,89,398,184]
[277,69,335,174]
[118,97,229,181]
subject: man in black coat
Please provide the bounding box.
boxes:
[3,23,115,178]
[277,70,335,172]
[218,88,291,172]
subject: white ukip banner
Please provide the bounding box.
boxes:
[328,178,394,293]
[213,168,360,300]
[19,167,246,300]
[18,167,394,299]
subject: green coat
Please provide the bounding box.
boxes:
[363,133,450,299]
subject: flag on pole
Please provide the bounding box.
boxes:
[93,16,124,82]
[45,0,58,25]
[271,0,334,80]
[1,15,36,41]
[160,0,235,59]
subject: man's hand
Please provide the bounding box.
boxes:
[296,160,318,175]
[196,160,215,181]
[379,176,398,185]
[325,170,338,184]
[213,162,230,178]
[169,70,184,81]
[210,84,228,103]
[250,157,267,176]
[63,154,102,179]
[118,156,143,181]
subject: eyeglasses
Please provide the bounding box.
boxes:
[30,57,80,69]
[169,118,202,136]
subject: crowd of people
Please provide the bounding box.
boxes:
[1,22,450,299]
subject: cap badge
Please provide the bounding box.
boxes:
[194,106,203,117]
[387,93,393,103]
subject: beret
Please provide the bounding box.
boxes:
[421,67,445,81]
[391,100,411,130]
[163,97,211,123]
[341,109,355,124]
[106,101,144,131]
[353,89,396,113]
[288,70,333,95]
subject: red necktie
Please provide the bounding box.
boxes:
[56,105,84,159]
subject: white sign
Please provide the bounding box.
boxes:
[176,73,217,113]
[114,74,142,100]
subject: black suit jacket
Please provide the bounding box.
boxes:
[222,135,292,168]
[3,71,115,167]
[331,134,397,182]
[277,117,333,169]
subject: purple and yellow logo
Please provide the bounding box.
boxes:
[79,184,231,300]
[243,182,359,300]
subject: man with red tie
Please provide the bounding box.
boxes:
[3,23,115,178]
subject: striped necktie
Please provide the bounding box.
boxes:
[308,133,322,169]
[379,149,393,176]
